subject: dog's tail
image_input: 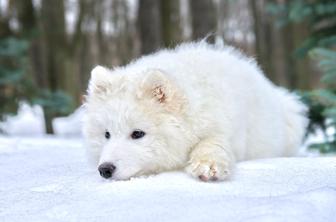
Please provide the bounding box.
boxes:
[280,89,308,156]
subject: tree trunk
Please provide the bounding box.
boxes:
[112,0,135,65]
[190,0,216,43]
[41,0,67,92]
[13,0,35,35]
[282,23,297,88]
[137,0,162,55]
[40,0,68,133]
[96,0,108,66]
[14,0,48,88]
[249,0,275,82]
[274,0,312,90]
[217,0,229,40]
[161,0,182,47]
[292,22,312,90]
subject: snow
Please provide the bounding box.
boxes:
[0,103,84,137]
[0,137,335,222]
[0,103,45,136]
[52,107,84,137]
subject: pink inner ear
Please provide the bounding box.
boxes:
[95,85,107,93]
[152,85,166,103]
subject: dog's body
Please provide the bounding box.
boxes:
[83,42,307,182]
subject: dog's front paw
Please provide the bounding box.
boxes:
[185,159,230,182]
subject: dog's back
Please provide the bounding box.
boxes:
[124,42,308,160]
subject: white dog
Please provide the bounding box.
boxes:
[83,42,307,182]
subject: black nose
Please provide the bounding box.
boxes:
[98,163,116,179]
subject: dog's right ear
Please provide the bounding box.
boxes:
[88,66,111,95]
[138,69,186,113]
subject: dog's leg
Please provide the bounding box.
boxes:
[185,136,235,182]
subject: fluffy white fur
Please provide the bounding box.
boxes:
[83,42,307,182]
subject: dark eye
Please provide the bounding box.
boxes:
[105,131,110,139]
[131,130,146,139]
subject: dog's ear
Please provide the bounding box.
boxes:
[139,69,186,112]
[88,66,111,95]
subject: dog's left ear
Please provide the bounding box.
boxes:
[88,65,112,95]
[139,69,186,113]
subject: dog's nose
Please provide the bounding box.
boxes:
[98,163,116,179]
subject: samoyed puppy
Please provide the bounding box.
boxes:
[83,42,307,182]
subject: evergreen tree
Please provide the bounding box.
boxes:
[271,0,336,152]
[0,36,73,133]
[0,0,74,134]
[0,37,32,120]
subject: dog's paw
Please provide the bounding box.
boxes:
[185,159,230,182]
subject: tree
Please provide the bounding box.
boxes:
[40,0,67,92]
[272,0,336,152]
[13,0,48,88]
[250,0,313,89]
[0,38,31,122]
[161,0,182,47]
[190,0,216,43]
[137,0,162,55]
[112,0,137,64]
[0,2,32,122]
[249,0,275,81]
[39,0,74,133]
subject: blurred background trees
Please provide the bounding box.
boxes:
[270,0,336,152]
[0,0,335,152]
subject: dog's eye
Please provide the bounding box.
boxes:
[131,130,146,139]
[105,131,111,139]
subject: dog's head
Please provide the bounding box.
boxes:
[83,66,196,180]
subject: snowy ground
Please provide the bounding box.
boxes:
[0,137,335,222]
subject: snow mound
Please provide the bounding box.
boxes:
[0,137,335,222]
[0,103,45,136]
[0,103,85,137]
[52,107,84,137]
